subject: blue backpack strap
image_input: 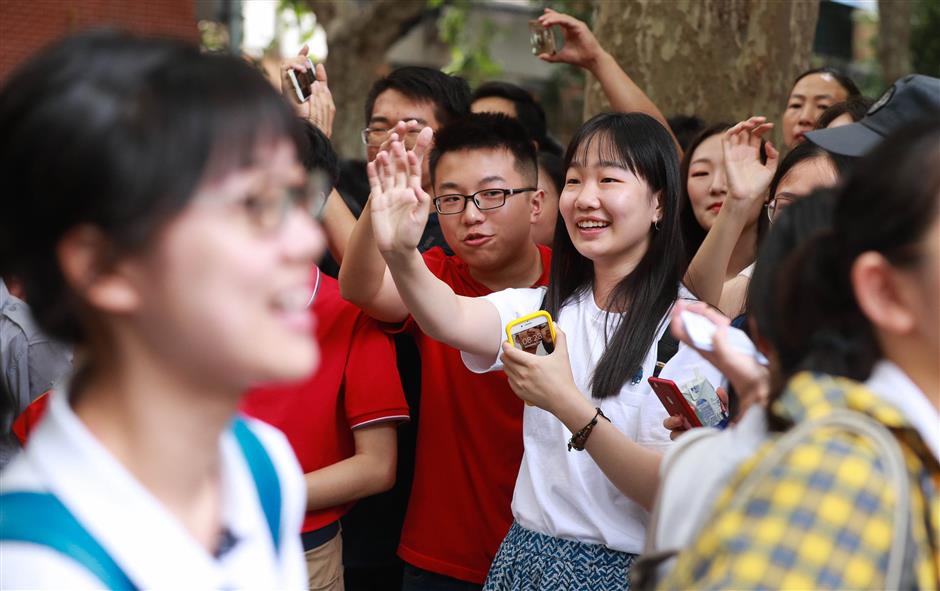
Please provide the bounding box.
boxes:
[0,491,137,590]
[231,417,282,555]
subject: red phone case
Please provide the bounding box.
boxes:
[648,377,702,428]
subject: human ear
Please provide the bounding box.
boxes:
[653,191,665,225]
[57,226,141,316]
[851,252,917,337]
[530,189,544,225]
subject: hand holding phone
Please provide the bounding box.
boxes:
[528,21,557,56]
[506,311,556,356]
[649,377,702,429]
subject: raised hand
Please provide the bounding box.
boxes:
[279,46,335,137]
[369,138,430,256]
[668,300,769,418]
[373,120,433,162]
[535,8,606,71]
[721,116,779,216]
[307,63,335,138]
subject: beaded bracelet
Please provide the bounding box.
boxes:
[567,407,610,451]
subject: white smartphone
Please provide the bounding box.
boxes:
[680,310,769,365]
[287,58,316,103]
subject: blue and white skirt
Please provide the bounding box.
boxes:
[483,522,637,591]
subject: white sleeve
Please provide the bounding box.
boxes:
[460,287,547,374]
[657,343,727,393]
[0,544,106,589]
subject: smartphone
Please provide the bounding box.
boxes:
[648,377,703,429]
[680,310,769,365]
[506,311,556,356]
[287,58,316,103]
[528,20,556,56]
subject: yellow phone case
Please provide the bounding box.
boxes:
[505,310,556,348]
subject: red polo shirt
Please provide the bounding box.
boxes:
[396,245,551,584]
[242,272,408,533]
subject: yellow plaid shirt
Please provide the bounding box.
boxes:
[659,372,940,590]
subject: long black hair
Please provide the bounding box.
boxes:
[545,112,683,399]
[0,30,298,344]
[768,120,940,429]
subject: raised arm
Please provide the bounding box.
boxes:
[537,8,680,154]
[369,140,502,358]
[320,189,356,264]
[338,125,433,322]
[684,117,778,315]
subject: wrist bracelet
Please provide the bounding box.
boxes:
[567,407,610,452]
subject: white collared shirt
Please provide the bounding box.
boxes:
[864,360,940,463]
[0,388,308,589]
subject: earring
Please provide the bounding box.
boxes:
[653,220,661,231]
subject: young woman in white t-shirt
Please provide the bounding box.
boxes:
[0,32,325,589]
[370,112,684,590]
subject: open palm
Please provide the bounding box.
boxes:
[369,140,430,255]
[722,117,779,211]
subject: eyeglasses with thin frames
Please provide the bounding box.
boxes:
[360,127,422,149]
[766,194,796,222]
[211,170,331,233]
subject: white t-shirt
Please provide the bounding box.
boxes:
[0,389,308,589]
[462,286,674,554]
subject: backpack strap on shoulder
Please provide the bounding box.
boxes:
[231,417,282,555]
[0,491,138,590]
[729,410,911,588]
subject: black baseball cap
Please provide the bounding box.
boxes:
[805,74,940,157]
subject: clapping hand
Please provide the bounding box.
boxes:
[369,135,432,257]
[721,117,779,217]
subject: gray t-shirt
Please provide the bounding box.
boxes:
[1,280,72,464]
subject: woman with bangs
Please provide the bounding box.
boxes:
[0,32,324,588]
[368,111,683,590]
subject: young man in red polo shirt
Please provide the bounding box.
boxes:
[341,113,549,589]
[241,123,409,591]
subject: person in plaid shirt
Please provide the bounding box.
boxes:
[660,120,940,589]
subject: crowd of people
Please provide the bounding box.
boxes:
[1,7,938,591]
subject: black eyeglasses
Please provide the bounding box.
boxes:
[433,187,536,215]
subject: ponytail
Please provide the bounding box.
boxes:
[765,229,880,431]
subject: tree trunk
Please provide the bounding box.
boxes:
[585,0,820,142]
[877,0,912,86]
[309,0,427,158]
